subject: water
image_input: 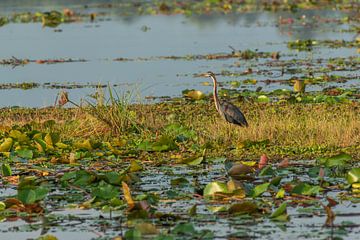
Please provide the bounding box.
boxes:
[0,2,358,107]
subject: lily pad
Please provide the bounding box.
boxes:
[346,168,360,184]
[203,181,229,198]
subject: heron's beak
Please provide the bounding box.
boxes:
[199,73,210,77]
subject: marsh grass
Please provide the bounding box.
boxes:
[0,101,359,158]
[83,87,145,135]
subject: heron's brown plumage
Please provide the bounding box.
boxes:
[206,71,248,127]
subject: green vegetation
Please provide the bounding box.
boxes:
[0,0,359,238]
[0,97,359,238]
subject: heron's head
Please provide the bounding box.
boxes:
[202,71,216,78]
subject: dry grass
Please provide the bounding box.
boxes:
[0,102,359,150]
[192,102,360,148]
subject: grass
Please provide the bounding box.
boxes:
[0,99,359,160]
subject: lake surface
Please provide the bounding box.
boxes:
[0,1,358,107]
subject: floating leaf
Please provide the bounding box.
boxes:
[135,222,159,235]
[129,160,143,172]
[44,132,60,147]
[34,186,49,201]
[275,188,285,199]
[292,183,322,196]
[346,168,360,184]
[228,201,258,215]
[171,177,189,187]
[152,136,178,152]
[16,148,33,159]
[35,138,47,152]
[122,181,135,209]
[0,201,5,211]
[294,79,306,93]
[92,181,119,200]
[181,156,204,165]
[74,139,93,150]
[270,176,282,186]
[0,138,13,152]
[105,172,123,185]
[184,90,205,100]
[228,163,253,178]
[18,188,36,204]
[1,163,12,176]
[37,234,59,240]
[203,181,229,198]
[270,202,287,218]
[319,153,351,167]
[258,154,268,169]
[172,223,196,235]
[259,165,274,176]
[124,229,142,240]
[9,130,29,142]
[188,204,197,216]
[251,182,270,198]
[324,205,335,227]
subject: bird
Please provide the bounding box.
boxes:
[202,71,248,127]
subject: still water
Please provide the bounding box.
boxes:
[0,2,357,107]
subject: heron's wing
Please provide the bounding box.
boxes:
[220,100,249,127]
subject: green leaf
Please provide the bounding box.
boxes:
[35,138,47,152]
[346,168,360,184]
[153,235,174,240]
[125,229,142,240]
[137,141,153,151]
[92,181,120,200]
[152,136,178,152]
[292,183,322,196]
[188,204,197,216]
[34,186,48,201]
[319,153,352,167]
[270,176,282,186]
[228,201,258,215]
[251,182,270,198]
[1,163,12,176]
[0,201,6,211]
[183,90,205,100]
[135,223,159,235]
[129,160,143,172]
[9,130,29,142]
[182,156,204,165]
[172,223,196,235]
[61,171,77,182]
[259,166,274,176]
[0,138,13,152]
[36,234,58,240]
[170,177,189,187]
[18,188,36,204]
[104,172,123,185]
[203,181,229,198]
[257,95,270,103]
[270,202,287,218]
[275,188,285,199]
[73,170,95,186]
[16,148,33,159]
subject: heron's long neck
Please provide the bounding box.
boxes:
[211,76,221,112]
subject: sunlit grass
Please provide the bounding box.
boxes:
[0,101,359,159]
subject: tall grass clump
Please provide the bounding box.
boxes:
[59,86,144,135]
[85,86,144,135]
